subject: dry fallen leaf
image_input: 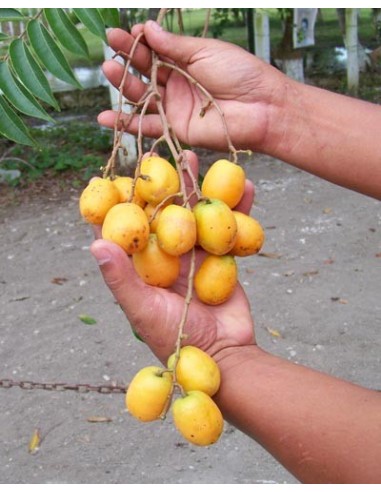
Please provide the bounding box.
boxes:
[265,326,282,338]
[331,297,348,304]
[51,277,68,285]
[302,270,319,277]
[28,428,41,455]
[86,416,113,423]
[258,252,282,259]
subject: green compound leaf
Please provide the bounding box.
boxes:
[0,61,54,122]
[27,19,82,90]
[43,8,89,59]
[9,38,59,110]
[0,95,37,146]
[73,8,107,43]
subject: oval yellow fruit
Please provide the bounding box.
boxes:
[79,178,120,225]
[201,159,246,209]
[172,390,224,446]
[126,366,172,422]
[132,234,181,287]
[167,346,221,397]
[194,254,237,305]
[229,211,265,256]
[102,202,150,255]
[112,176,146,208]
[193,198,237,255]
[136,156,180,205]
[156,204,197,256]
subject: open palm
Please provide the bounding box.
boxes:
[90,151,256,363]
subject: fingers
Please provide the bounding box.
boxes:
[142,20,210,66]
[102,60,165,111]
[106,27,172,85]
[106,28,152,78]
[97,109,163,139]
[90,239,148,312]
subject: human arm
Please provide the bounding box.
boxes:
[214,345,381,484]
[90,150,381,484]
[98,23,381,199]
[90,237,381,484]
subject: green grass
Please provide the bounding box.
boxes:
[0,121,113,186]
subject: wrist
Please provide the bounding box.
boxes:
[259,75,307,159]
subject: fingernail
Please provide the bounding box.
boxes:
[148,20,163,32]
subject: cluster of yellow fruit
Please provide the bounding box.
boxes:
[126,346,223,446]
[79,155,265,306]
[79,154,265,446]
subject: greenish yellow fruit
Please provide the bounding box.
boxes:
[126,366,172,422]
[167,346,220,396]
[193,198,237,255]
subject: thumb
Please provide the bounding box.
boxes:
[90,239,153,321]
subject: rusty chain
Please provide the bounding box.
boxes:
[0,378,127,394]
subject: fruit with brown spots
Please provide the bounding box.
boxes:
[79,178,120,225]
[172,390,224,446]
[102,202,150,255]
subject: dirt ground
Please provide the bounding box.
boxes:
[0,151,380,484]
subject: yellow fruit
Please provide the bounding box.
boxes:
[126,366,172,422]
[172,390,224,446]
[102,202,150,255]
[167,346,220,397]
[194,254,237,305]
[132,234,181,287]
[156,204,197,256]
[112,176,146,208]
[143,202,167,233]
[79,178,120,225]
[193,199,237,255]
[201,159,246,209]
[229,211,265,256]
[136,156,180,205]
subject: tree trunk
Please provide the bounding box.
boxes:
[345,8,359,95]
[274,9,304,82]
[246,9,254,54]
[373,8,381,42]
[254,9,270,63]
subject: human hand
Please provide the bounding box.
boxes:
[90,151,256,364]
[97,22,287,155]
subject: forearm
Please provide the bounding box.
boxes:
[213,345,381,484]
[263,80,381,199]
